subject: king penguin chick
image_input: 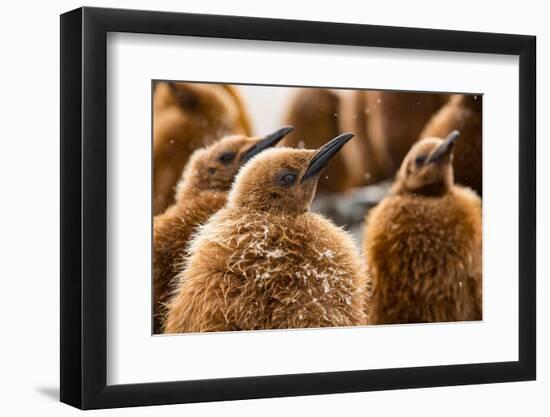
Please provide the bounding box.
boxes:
[153,127,293,333]
[363,131,482,324]
[420,94,482,195]
[164,133,369,333]
[153,82,252,215]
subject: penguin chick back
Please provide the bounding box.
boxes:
[364,186,482,324]
[153,191,228,333]
[164,209,369,333]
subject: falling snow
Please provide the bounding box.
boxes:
[318,249,336,260]
[322,278,331,294]
[265,248,285,259]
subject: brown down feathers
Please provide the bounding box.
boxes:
[164,209,369,332]
[164,148,370,333]
[153,133,287,333]
[153,191,227,333]
[363,137,482,324]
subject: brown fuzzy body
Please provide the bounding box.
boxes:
[365,91,451,170]
[153,191,227,333]
[153,82,251,214]
[165,209,369,333]
[363,186,482,324]
[420,94,482,195]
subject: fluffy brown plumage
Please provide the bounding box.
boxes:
[154,192,227,333]
[153,128,292,333]
[363,133,482,324]
[153,82,251,215]
[165,135,369,333]
[420,94,482,195]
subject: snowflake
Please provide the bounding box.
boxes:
[318,249,335,260]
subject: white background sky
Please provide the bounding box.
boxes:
[0,1,546,416]
[238,85,295,135]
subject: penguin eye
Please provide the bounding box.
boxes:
[278,172,297,186]
[218,151,236,164]
[415,155,427,166]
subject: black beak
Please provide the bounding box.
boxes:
[240,126,294,163]
[301,133,355,183]
[425,130,460,164]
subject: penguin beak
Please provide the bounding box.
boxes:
[240,126,294,163]
[301,133,355,183]
[425,130,460,164]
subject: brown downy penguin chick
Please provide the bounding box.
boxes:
[153,82,252,215]
[363,131,482,324]
[153,127,293,333]
[338,90,395,186]
[165,133,369,333]
[420,94,482,195]
[364,91,451,172]
[282,88,363,192]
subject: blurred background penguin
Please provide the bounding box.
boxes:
[283,89,452,189]
[281,88,463,235]
[153,81,252,215]
[281,88,365,192]
[420,94,483,196]
[361,91,451,175]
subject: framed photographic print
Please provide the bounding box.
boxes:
[60,6,536,409]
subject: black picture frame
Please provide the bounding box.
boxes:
[60,6,536,410]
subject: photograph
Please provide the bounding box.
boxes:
[55,4,538,411]
[152,81,483,334]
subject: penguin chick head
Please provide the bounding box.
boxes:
[228,133,355,215]
[393,130,460,196]
[176,126,294,197]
